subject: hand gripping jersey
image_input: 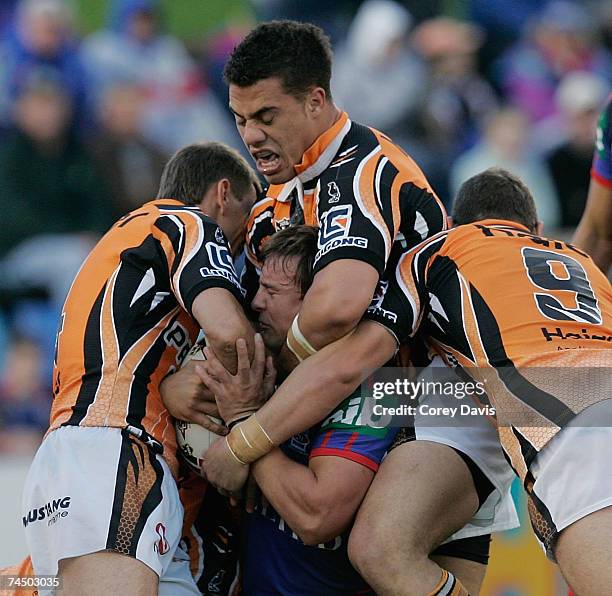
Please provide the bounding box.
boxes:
[365,220,612,483]
[49,199,244,476]
[242,390,398,595]
[592,94,612,187]
[242,111,446,304]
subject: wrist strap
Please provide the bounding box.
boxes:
[226,415,275,464]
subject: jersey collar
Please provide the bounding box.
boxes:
[268,111,351,203]
[475,219,531,232]
[294,111,351,184]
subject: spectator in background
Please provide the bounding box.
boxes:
[0,0,88,134]
[0,78,112,310]
[411,17,498,168]
[450,107,560,228]
[0,334,50,456]
[333,0,425,141]
[546,72,609,228]
[81,0,241,153]
[88,83,168,219]
[496,1,612,123]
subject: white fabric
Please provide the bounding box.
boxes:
[530,399,612,555]
[414,358,520,542]
[22,426,197,593]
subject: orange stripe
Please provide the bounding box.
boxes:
[358,151,391,257]
[294,111,349,175]
[82,267,121,426]
[427,570,449,595]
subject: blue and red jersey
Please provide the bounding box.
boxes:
[242,392,398,595]
[592,95,612,187]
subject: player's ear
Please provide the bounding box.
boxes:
[535,221,544,235]
[306,87,326,118]
[216,179,231,212]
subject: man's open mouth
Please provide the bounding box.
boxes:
[253,150,282,175]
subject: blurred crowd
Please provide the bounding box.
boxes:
[0,0,610,453]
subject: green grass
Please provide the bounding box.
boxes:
[73,0,254,39]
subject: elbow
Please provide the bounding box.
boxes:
[293,503,349,546]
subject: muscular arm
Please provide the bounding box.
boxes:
[259,321,397,445]
[278,259,379,372]
[252,451,374,545]
[192,287,255,375]
[572,178,612,273]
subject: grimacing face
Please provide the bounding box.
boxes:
[251,255,303,352]
[229,77,322,184]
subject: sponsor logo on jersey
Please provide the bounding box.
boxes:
[214,227,225,244]
[154,522,170,555]
[23,497,71,527]
[367,279,398,323]
[201,242,245,296]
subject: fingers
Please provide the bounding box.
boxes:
[193,412,227,436]
[236,338,250,383]
[251,333,266,379]
[194,399,221,419]
[202,346,230,379]
[194,364,221,394]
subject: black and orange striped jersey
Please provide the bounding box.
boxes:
[365,219,612,480]
[242,111,447,304]
[49,199,244,476]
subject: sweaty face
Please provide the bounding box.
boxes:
[229,78,318,184]
[251,256,303,352]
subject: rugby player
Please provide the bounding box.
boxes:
[225,168,611,594]
[572,94,612,273]
[200,21,513,594]
[20,143,260,595]
[202,16,445,492]
[200,225,396,593]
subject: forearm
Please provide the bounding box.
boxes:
[192,288,255,375]
[252,449,325,542]
[295,260,379,351]
[257,321,396,445]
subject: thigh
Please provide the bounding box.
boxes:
[58,551,157,596]
[353,439,479,555]
[23,427,183,580]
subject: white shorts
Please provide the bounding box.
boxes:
[529,399,612,559]
[22,426,199,594]
[400,359,520,542]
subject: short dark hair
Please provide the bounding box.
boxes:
[224,20,333,99]
[452,168,539,232]
[261,225,318,296]
[157,142,259,206]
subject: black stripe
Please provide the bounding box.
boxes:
[63,284,106,426]
[106,431,135,550]
[129,442,165,556]
[469,284,576,428]
[154,216,186,278]
[126,311,182,430]
[513,427,539,479]
[377,158,399,240]
[425,256,476,362]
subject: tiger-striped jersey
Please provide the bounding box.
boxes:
[242,111,447,304]
[364,219,612,480]
[49,199,244,476]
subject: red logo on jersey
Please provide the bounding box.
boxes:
[154,522,170,555]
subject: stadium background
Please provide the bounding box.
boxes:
[0,0,610,593]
